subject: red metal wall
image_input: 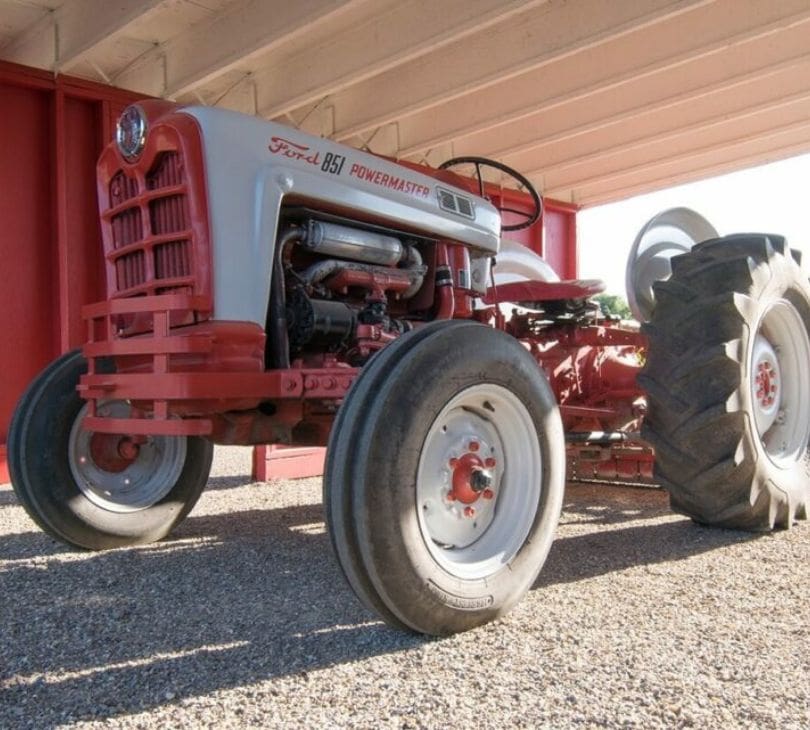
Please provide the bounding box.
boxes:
[0,60,578,483]
[0,61,143,481]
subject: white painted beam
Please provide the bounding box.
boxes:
[2,0,165,72]
[253,0,545,120]
[113,0,365,98]
[546,115,810,201]
[445,44,810,166]
[327,0,711,143]
[565,132,810,207]
[392,0,810,158]
[518,69,810,180]
[535,92,810,198]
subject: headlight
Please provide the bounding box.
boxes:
[115,105,147,162]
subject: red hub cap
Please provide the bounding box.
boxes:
[448,443,496,509]
[755,360,778,408]
[88,433,141,473]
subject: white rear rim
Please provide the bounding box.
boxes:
[68,401,187,513]
[750,299,810,466]
[416,384,542,580]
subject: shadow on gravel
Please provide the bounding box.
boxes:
[0,488,19,507]
[0,481,759,726]
[0,503,428,726]
[203,474,256,492]
[535,519,758,589]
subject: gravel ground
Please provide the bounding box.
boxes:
[1,446,808,729]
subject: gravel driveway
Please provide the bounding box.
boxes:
[1,447,808,728]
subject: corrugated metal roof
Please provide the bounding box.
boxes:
[3,0,809,206]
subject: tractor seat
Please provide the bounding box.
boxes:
[482,279,605,305]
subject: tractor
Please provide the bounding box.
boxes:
[9,102,810,635]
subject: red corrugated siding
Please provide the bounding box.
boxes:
[0,61,144,482]
[1,81,58,469]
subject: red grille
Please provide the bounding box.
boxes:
[115,250,146,291]
[103,152,194,298]
[147,151,184,189]
[95,107,211,337]
[109,172,139,206]
[150,194,187,235]
[155,240,191,280]
[111,208,143,250]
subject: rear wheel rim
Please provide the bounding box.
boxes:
[750,299,810,466]
[416,384,542,580]
[68,401,187,513]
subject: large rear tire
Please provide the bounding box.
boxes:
[324,321,565,635]
[639,234,810,530]
[8,350,214,549]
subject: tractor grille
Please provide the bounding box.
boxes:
[105,152,194,297]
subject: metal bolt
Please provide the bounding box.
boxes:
[484,457,496,468]
[482,489,495,500]
[464,506,476,518]
[468,441,480,452]
[470,467,493,493]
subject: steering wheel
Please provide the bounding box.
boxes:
[438,156,543,232]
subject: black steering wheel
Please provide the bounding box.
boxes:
[438,156,543,232]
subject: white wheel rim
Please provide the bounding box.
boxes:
[68,402,187,513]
[749,299,810,466]
[416,384,542,580]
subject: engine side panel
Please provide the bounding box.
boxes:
[183,106,501,326]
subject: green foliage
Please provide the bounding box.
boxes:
[594,294,633,320]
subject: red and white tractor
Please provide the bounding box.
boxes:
[9,102,810,635]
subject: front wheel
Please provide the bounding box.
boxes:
[324,321,565,635]
[8,350,213,549]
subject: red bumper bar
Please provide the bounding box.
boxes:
[81,294,357,436]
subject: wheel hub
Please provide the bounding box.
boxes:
[448,447,496,505]
[69,401,187,513]
[423,431,500,549]
[749,300,810,465]
[416,383,543,580]
[751,334,781,434]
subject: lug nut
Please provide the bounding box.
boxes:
[482,489,495,500]
[484,457,496,468]
[464,506,475,518]
[468,441,480,452]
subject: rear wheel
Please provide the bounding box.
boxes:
[8,350,213,549]
[324,322,565,634]
[639,234,810,530]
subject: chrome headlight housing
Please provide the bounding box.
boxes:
[115,105,148,162]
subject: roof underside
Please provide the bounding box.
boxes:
[3,0,809,207]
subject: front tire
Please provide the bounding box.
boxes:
[639,234,810,530]
[324,322,565,635]
[8,350,213,549]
